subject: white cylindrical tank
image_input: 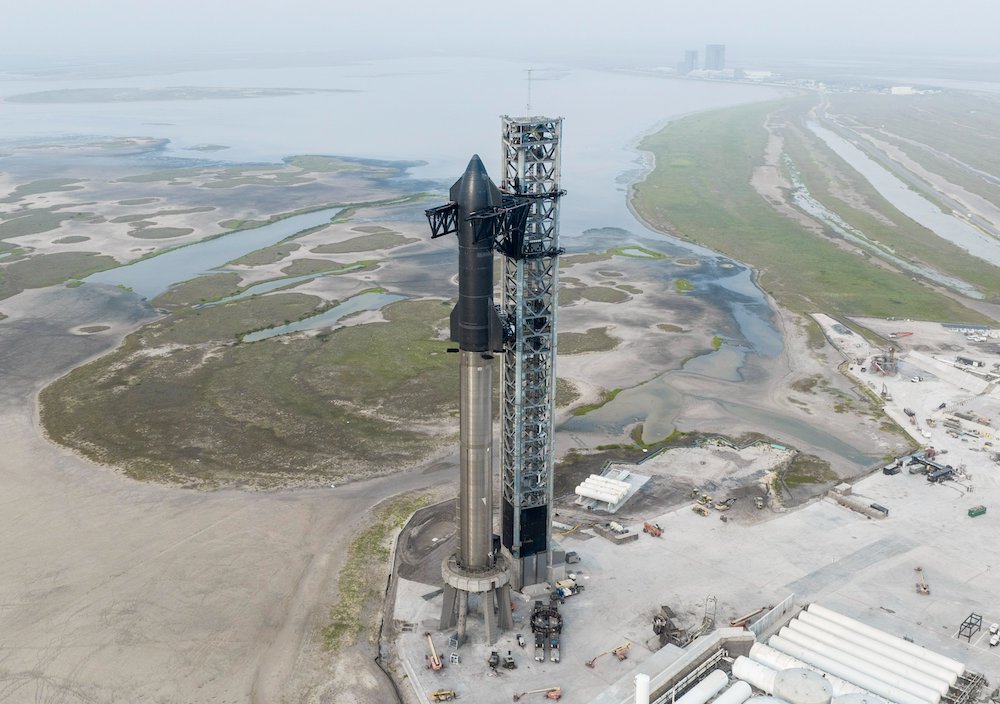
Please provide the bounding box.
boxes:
[783,622,951,694]
[806,604,964,677]
[774,668,833,704]
[795,614,958,686]
[733,656,777,693]
[833,693,892,704]
[749,643,870,697]
[775,628,943,701]
[636,673,651,704]
[713,680,754,704]
[767,635,933,704]
[677,670,730,704]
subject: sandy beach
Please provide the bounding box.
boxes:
[0,284,454,703]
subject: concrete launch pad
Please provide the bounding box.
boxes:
[387,331,1000,703]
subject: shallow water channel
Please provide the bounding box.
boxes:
[807,121,1000,267]
[85,207,346,299]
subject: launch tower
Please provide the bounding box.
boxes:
[498,115,564,588]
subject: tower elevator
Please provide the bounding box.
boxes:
[498,115,564,589]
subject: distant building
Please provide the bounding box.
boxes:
[890,85,915,95]
[704,44,726,71]
[681,49,698,74]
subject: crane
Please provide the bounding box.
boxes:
[513,687,561,701]
[585,643,631,668]
[425,632,443,670]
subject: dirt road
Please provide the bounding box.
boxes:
[0,285,450,703]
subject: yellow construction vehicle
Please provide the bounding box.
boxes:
[513,687,561,701]
[430,691,457,702]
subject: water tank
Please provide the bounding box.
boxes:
[773,668,833,704]
[767,635,933,704]
[636,673,651,704]
[833,694,891,704]
[773,629,942,700]
[806,604,964,677]
[676,670,730,704]
[733,656,777,693]
[745,697,791,704]
[782,622,951,694]
[748,642,868,697]
[714,681,754,704]
[796,613,957,686]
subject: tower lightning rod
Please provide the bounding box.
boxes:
[526,68,533,115]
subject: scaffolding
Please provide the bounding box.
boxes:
[498,115,565,589]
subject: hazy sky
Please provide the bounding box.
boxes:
[2,0,997,61]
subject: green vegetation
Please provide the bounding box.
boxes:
[555,378,580,407]
[0,208,96,237]
[790,375,822,394]
[558,327,620,355]
[189,144,228,152]
[39,299,458,486]
[0,178,85,203]
[612,245,666,259]
[323,493,429,651]
[782,120,1000,300]
[657,323,686,333]
[110,207,215,223]
[561,252,612,267]
[631,99,991,323]
[53,235,90,244]
[228,242,302,266]
[617,284,643,294]
[803,318,827,350]
[782,454,837,487]
[711,335,724,350]
[571,387,623,416]
[311,232,417,253]
[219,218,269,230]
[675,278,694,292]
[556,283,632,306]
[151,272,243,308]
[285,155,365,173]
[281,258,377,277]
[128,226,194,239]
[0,252,117,300]
[828,91,1000,192]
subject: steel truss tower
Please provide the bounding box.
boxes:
[498,115,564,588]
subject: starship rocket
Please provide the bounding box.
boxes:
[448,154,505,572]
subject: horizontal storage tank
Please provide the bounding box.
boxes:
[773,668,833,704]
[796,613,957,686]
[713,680,754,704]
[767,635,933,704]
[733,656,778,694]
[745,697,790,704]
[833,694,892,704]
[677,670,730,704]
[778,626,949,697]
[807,604,964,677]
[749,643,870,698]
